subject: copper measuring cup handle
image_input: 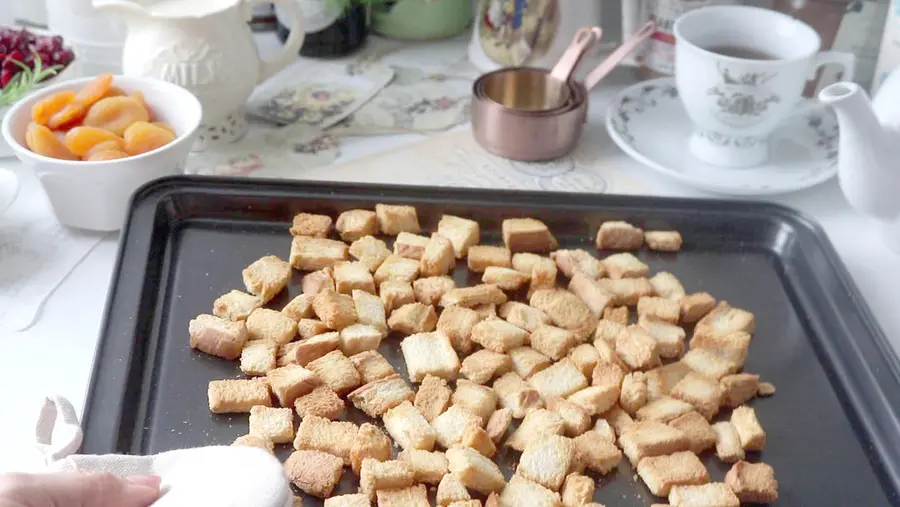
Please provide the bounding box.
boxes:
[549,26,603,84]
[584,20,657,90]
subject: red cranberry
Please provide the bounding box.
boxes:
[0,69,13,88]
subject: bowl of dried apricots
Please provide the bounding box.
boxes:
[1,73,202,231]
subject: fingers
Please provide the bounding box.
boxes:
[0,472,160,507]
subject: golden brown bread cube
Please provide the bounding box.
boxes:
[644,230,683,252]
[399,448,449,484]
[283,449,343,498]
[446,445,506,495]
[437,473,472,505]
[502,218,558,253]
[637,451,709,496]
[401,331,461,382]
[508,346,552,379]
[414,276,456,306]
[360,458,415,499]
[592,361,626,392]
[636,396,695,423]
[551,249,605,279]
[348,374,415,417]
[572,430,622,475]
[267,364,321,407]
[431,405,484,449]
[482,266,531,291]
[352,289,387,332]
[467,245,512,273]
[670,372,723,421]
[731,405,766,451]
[638,316,686,360]
[620,371,649,415]
[302,268,335,297]
[461,424,497,458]
[499,301,551,332]
[389,302,438,335]
[603,404,635,437]
[711,421,744,463]
[246,308,296,345]
[546,396,591,437]
[720,373,760,408]
[518,434,574,491]
[529,359,588,400]
[374,255,421,285]
[529,289,598,341]
[207,379,270,414]
[438,214,480,259]
[335,209,378,242]
[649,271,686,301]
[249,406,294,444]
[593,319,626,348]
[595,221,644,250]
[324,493,370,507]
[294,385,345,420]
[567,385,619,416]
[289,212,333,238]
[493,372,544,419]
[277,341,302,367]
[471,318,528,353]
[350,423,392,475]
[693,301,755,340]
[383,400,437,451]
[597,278,654,307]
[349,235,391,272]
[394,232,430,260]
[440,284,508,308]
[306,350,362,395]
[282,294,314,321]
[376,484,429,507]
[561,473,594,507]
[603,305,629,324]
[602,252,649,280]
[460,349,513,385]
[568,343,602,379]
[681,292,716,323]
[313,289,358,331]
[592,418,617,444]
[668,411,717,454]
[190,314,249,360]
[339,323,383,356]
[500,475,562,506]
[724,461,778,503]
[294,415,359,464]
[375,203,421,235]
[568,270,614,317]
[530,325,578,361]
[486,408,513,444]
[616,325,661,371]
[637,297,681,325]
[421,234,456,277]
[290,236,349,271]
[453,379,499,421]
[232,434,274,454]
[293,331,340,365]
[334,261,376,295]
[504,408,565,451]
[349,350,395,384]
[618,420,689,466]
[438,305,481,355]
[379,280,416,314]
[689,331,751,367]
[415,374,453,422]
[668,483,739,507]
[680,348,739,381]
[646,362,693,401]
[242,255,291,302]
[297,319,332,341]
[213,290,262,321]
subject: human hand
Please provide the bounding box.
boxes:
[0,472,160,507]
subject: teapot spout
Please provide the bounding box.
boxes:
[91,0,147,19]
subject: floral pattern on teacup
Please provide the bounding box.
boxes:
[707,63,781,127]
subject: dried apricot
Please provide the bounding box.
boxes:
[152,122,176,136]
[83,139,125,159]
[25,122,78,160]
[131,91,154,121]
[82,96,150,136]
[47,102,87,130]
[102,86,126,98]
[64,126,124,157]
[75,73,113,107]
[85,149,130,161]
[123,121,175,155]
[31,91,76,126]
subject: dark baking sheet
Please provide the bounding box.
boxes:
[83,176,900,505]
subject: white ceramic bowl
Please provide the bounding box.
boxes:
[1,75,202,231]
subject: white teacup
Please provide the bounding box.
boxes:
[673,5,854,168]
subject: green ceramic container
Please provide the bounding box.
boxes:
[372,0,473,40]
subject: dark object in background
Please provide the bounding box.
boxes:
[249,3,278,32]
[276,2,368,58]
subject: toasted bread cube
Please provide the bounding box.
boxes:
[711,421,744,463]
[388,302,438,335]
[646,362,693,400]
[508,347,551,379]
[529,325,578,361]
[377,484,429,507]
[438,473,471,505]
[597,278,654,306]
[637,297,681,325]
[720,373,760,408]
[294,414,358,461]
[731,406,765,451]
[636,396,694,423]
[282,294,314,321]
[529,289,598,341]
[592,361,626,391]
[414,276,456,306]
[668,411,716,454]
[376,204,420,235]
[694,301,755,340]
[324,493,370,507]
[266,364,319,406]
[350,236,392,272]
[603,405,635,437]
[401,331,460,382]
[486,408,512,443]
[514,253,558,296]
[415,374,453,422]
[619,420,689,466]
[592,419,617,444]
[603,305,629,324]
[432,405,484,449]
[638,316,686,359]
[449,498,482,506]
[645,231,683,252]
[336,209,378,242]
[438,305,481,354]
[313,289,358,330]
[293,331,340,365]
[482,267,530,291]
[529,359,588,400]
[303,268,335,296]
[297,320,332,340]
[294,385,345,420]
[289,212,332,238]
[334,261,376,295]
[681,349,738,380]
[421,234,456,277]
[502,218,558,253]
[647,272,685,301]
[380,280,416,314]
[501,475,562,506]
[190,314,249,360]
[669,483,739,507]
[208,379,270,414]
[551,249,605,279]
[399,448,449,484]
[306,350,362,395]
[681,292,716,323]
[352,289,387,332]
[594,336,628,373]
[505,408,564,451]
[453,379,499,421]
[360,458,416,499]
[374,255,420,285]
[232,434,274,454]
[249,406,294,444]
[278,341,302,367]
[384,400,436,451]
[394,232,430,260]
[499,302,550,332]
[616,325,661,371]
[338,324,382,356]
[242,255,291,302]
[350,423,392,475]
[213,290,263,322]
[290,236,348,271]
[284,449,343,498]
[724,461,778,503]
[561,473,594,507]
[689,331,751,366]
[474,302,497,320]
[348,374,414,417]
[620,371,649,415]
[460,349,513,384]
[446,446,506,494]
[572,431,622,475]
[593,319,626,347]
[569,272,614,319]
[567,344,601,379]
[437,214,480,259]
[485,493,501,507]
[470,319,527,354]
[637,451,709,496]
[462,424,497,457]
[246,308,296,345]
[602,253,649,280]
[493,372,544,419]
[567,385,619,416]
[670,372,722,420]
[547,396,591,437]
[440,284,508,308]
[595,221,644,250]
[467,245,512,273]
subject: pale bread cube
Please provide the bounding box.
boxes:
[616,325,661,371]
[379,280,416,314]
[500,475,562,506]
[618,420,689,466]
[530,325,578,361]
[302,268,336,297]
[508,346,552,379]
[597,278,654,306]
[731,405,766,451]
[306,350,361,395]
[324,493,370,507]
[670,372,723,420]
[384,400,437,451]
[453,379,499,421]
[213,290,262,321]
[284,450,343,498]
[546,396,591,437]
[440,284,508,308]
[360,458,415,499]
[711,421,744,463]
[486,493,500,507]
[339,323,383,356]
[350,423,392,475]
[636,396,694,423]
[529,359,588,400]
[512,253,558,296]
[668,411,717,454]
[529,289,598,341]
[645,230,683,252]
[460,349,512,384]
[486,408,512,444]
[567,271,614,317]
[650,272,686,301]
[377,484,429,507]
[551,249,605,279]
[249,406,294,444]
[620,371,649,415]
[415,374,453,422]
[637,297,681,324]
[334,261,376,295]
[502,218,558,253]
[720,373,760,408]
[293,331,340,365]
[349,236,391,272]
[352,289,387,333]
[246,308,296,345]
[421,234,456,277]
[431,405,484,449]
[602,252,649,280]
[638,316,686,359]
[561,475,594,507]
[505,408,564,451]
[394,232,430,260]
[374,255,420,285]
[668,483,739,507]
[681,292,716,323]
[242,255,291,302]
[595,221,644,250]
[572,431,622,475]
[603,405,635,437]
[470,318,527,353]
[689,331,751,367]
[448,499,481,506]
[190,314,249,360]
[336,209,378,242]
[401,331,460,382]
[438,305,481,354]
[603,305,629,324]
[297,319,331,340]
[208,379,270,414]
[592,419,617,444]
[461,424,497,457]
[399,448,449,484]
[482,266,530,291]
[389,302,438,335]
[637,451,709,496]
[446,446,506,495]
[592,361,626,391]
[293,415,358,464]
[266,364,320,407]
[375,203,420,235]
[282,294,314,321]
[467,245,512,273]
[593,335,628,372]
[473,304,496,320]
[567,344,601,379]
[567,385,619,416]
[438,215,480,259]
[693,301,755,340]
[493,372,544,419]
[313,289,358,330]
[646,362,693,400]
[437,473,472,506]
[294,385,345,420]
[240,340,277,376]
[680,349,739,380]
[348,373,414,417]
[290,236,348,271]
[277,341,301,367]
[414,276,456,306]
[499,302,551,332]
[232,434,274,454]
[289,212,332,238]
[724,461,778,504]
[593,319,626,347]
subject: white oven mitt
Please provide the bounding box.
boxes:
[4,396,293,507]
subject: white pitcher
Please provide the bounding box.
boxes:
[93,0,306,150]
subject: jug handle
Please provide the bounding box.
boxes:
[245,0,306,83]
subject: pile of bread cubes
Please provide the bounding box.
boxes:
[189,203,779,507]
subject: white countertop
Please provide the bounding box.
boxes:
[1,32,898,442]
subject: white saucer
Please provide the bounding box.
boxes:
[0,168,19,215]
[605,77,839,196]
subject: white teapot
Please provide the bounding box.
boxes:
[93,0,306,149]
